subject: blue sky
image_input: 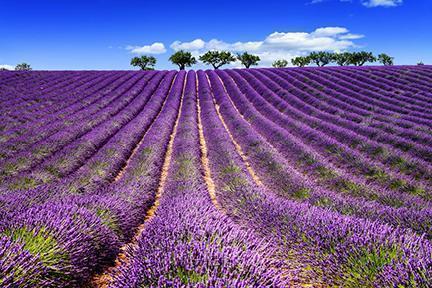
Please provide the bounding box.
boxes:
[0,0,431,70]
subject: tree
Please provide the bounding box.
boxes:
[333,52,352,66]
[349,51,376,66]
[377,53,394,66]
[0,68,8,71]
[291,56,311,67]
[236,52,260,69]
[308,51,333,67]
[169,50,197,70]
[199,50,236,69]
[15,63,32,71]
[272,59,288,68]
[417,61,425,65]
[130,55,156,70]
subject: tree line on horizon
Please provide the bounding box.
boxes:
[0,63,33,71]
[0,53,426,72]
[286,51,394,68]
[131,51,261,71]
[131,50,418,71]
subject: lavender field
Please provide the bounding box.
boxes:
[1,66,432,287]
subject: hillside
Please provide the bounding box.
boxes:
[0,66,431,287]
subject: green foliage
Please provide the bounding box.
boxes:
[272,59,288,68]
[4,227,69,267]
[417,61,424,65]
[342,246,400,287]
[221,163,242,175]
[292,188,311,199]
[199,50,236,69]
[130,55,156,70]
[349,51,376,66]
[169,50,197,70]
[175,154,195,179]
[377,53,394,66]
[335,179,363,196]
[236,52,260,68]
[290,51,391,67]
[96,208,121,234]
[365,167,388,182]
[175,267,208,285]
[291,56,311,67]
[9,176,38,190]
[333,52,352,66]
[316,166,338,180]
[15,63,32,71]
[308,51,334,67]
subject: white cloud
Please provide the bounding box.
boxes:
[126,42,166,54]
[338,33,365,40]
[362,0,402,7]
[0,64,14,70]
[309,0,401,7]
[170,39,205,51]
[312,27,349,36]
[169,27,364,67]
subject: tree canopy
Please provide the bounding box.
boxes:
[199,51,236,69]
[169,50,197,70]
[291,56,311,67]
[272,59,288,68]
[290,51,392,67]
[236,52,260,69]
[15,63,32,71]
[377,53,394,66]
[333,52,352,66]
[349,51,376,66]
[130,56,156,70]
[308,51,334,67]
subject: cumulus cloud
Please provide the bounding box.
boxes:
[169,27,364,67]
[126,42,166,54]
[338,33,365,40]
[0,64,14,70]
[309,0,401,7]
[362,0,402,7]
[170,39,205,51]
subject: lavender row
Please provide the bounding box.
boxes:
[200,70,432,287]
[319,67,432,111]
[273,68,432,130]
[217,70,430,205]
[0,71,184,286]
[64,71,176,192]
[2,72,164,191]
[238,69,432,187]
[0,72,135,161]
[110,70,283,287]
[287,67,432,122]
[283,67,432,146]
[0,71,158,186]
[206,70,432,238]
[0,72,107,127]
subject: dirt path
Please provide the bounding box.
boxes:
[196,92,221,211]
[92,75,186,288]
[112,74,177,182]
[206,74,263,187]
